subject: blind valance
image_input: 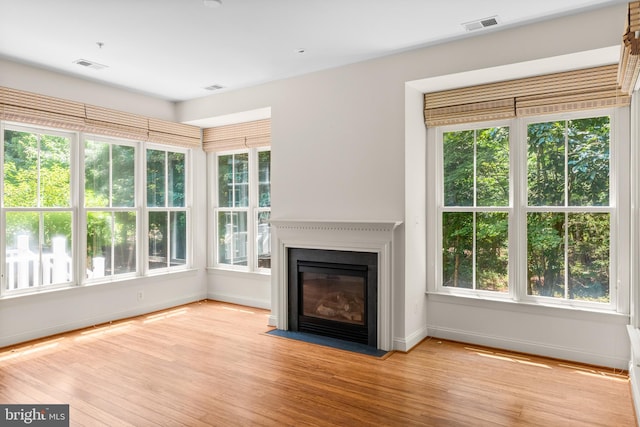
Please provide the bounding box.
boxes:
[0,86,201,149]
[203,118,271,152]
[424,64,630,127]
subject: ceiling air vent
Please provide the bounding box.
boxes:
[73,59,108,70]
[463,16,500,32]
[204,84,224,91]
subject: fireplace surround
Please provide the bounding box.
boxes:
[288,248,378,346]
[270,220,401,351]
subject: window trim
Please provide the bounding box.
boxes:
[211,147,271,274]
[144,143,191,275]
[0,121,194,297]
[431,107,629,314]
[81,134,139,283]
[1,123,78,296]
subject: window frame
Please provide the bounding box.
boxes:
[0,120,194,297]
[144,143,191,274]
[1,123,78,296]
[211,147,271,274]
[81,134,139,283]
[432,107,628,313]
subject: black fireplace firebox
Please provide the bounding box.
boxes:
[288,248,378,347]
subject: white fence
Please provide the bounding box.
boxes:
[5,235,72,290]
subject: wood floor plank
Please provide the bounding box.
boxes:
[0,300,635,426]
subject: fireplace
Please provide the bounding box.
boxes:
[288,248,377,346]
[270,219,401,351]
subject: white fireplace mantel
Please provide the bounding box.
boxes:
[270,219,402,351]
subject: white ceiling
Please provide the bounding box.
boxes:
[0,0,628,102]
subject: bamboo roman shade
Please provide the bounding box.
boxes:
[202,118,271,152]
[424,64,630,127]
[0,86,201,149]
[618,1,640,94]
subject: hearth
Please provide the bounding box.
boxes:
[288,248,377,346]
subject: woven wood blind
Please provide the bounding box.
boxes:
[0,86,86,130]
[424,64,630,127]
[148,118,201,148]
[618,1,640,94]
[203,118,271,152]
[0,86,201,149]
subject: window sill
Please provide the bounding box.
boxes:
[427,291,629,323]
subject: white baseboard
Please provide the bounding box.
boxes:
[428,325,628,369]
[393,326,429,352]
[207,292,271,310]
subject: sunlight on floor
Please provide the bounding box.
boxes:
[465,346,552,369]
[0,337,65,361]
[143,307,189,324]
[558,363,628,382]
[75,321,134,341]
[220,305,255,314]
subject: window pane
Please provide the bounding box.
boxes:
[114,211,136,275]
[113,145,135,207]
[169,152,185,207]
[170,211,187,266]
[84,140,110,207]
[217,211,248,266]
[258,151,271,207]
[234,153,249,207]
[87,211,113,278]
[476,127,509,207]
[147,149,166,207]
[5,211,72,288]
[443,130,473,206]
[43,212,72,284]
[257,211,271,269]
[4,130,38,207]
[568,117,610,206]
[476,212,508,292]
[218,155,233,207]
[149,211,168,269]
[442,212,473,288]
[527,212,565,298]
[40,134,71,207]
[568,213,609,302]
[528,121,565,206]
[5,211,39,289]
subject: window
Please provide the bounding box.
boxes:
[3,126,74,291]
[441,126,510,293]
[214,148,271,271]
[147,147,188,271]
[84,137,137,279]
[526,117,611,302]
[437,111,617,308]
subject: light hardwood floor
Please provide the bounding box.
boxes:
[0,300,636,426]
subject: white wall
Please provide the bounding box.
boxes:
[177,3,630,367]
[0,59,176,121]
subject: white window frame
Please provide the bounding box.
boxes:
[211,147,271,273]
[431,107,629,314]
[0,119,194,297]
[81,134,139,283]
[144,143,191,274]
[0,123,78,296]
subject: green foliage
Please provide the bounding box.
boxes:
[526,117,610,302]
[442,117,610,303]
